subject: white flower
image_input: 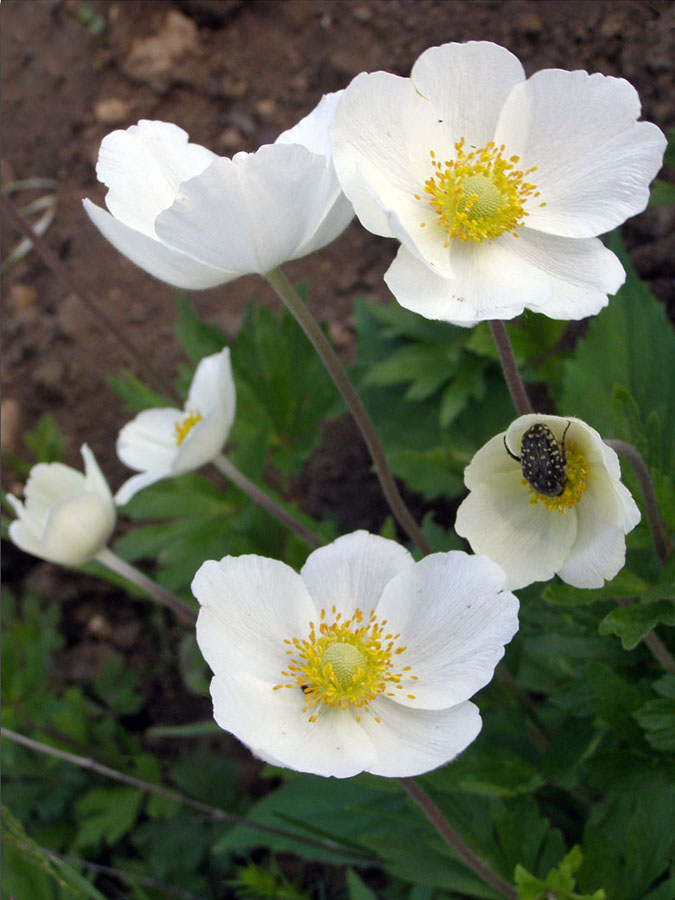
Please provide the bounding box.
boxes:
[7,445,116,566]
[455,415,641,590]
[330,41,666,325]
[116,348,235,505]
[83,93,353,289]
[193,530,519,778]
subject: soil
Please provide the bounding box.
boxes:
[2,0,674,728]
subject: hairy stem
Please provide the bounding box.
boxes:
[212,454,323,548]
[489,320,533,416]
[1,192,179,402]
[605,439,672,565]
[1,728,378,863]
[266,267,431,555]
[95,546,196,626]
[398,777,517,899]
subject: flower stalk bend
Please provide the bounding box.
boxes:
[212,454,323,548]
[398,777,517,899]
[95,546,196,626]
[265,267,431,556]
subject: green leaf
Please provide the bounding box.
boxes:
[586,661,643,741]
[649,179,675,206]
[345,869,378,900]
[231,301,343,474]
[73,787,143,852]
[598,599,675,650]
[106,369,173,413]
[634,676,675,751]
[23,413,65,463]
[559,232,675,466]
[543,570,651,606]
[92,653,143,716]
[173,294,228,364]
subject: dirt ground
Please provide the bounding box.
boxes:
[2,0,674,712]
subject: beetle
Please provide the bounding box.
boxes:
[503,421,571,498]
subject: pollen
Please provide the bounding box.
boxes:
[275,606,415,723]
[174,409,203,446]
[420,139,544,243]
[526,442,589,514]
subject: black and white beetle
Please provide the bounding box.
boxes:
[504,421,571,498]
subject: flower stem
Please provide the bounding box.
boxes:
[1,728,378,863]
[398,777,517,899]
[212,454,323,548]
[95,546,196,626]
[1,192,179,403]
[265,267,431,556]
[489,320,533,416]
[605,439,672,566]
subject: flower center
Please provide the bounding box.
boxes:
[275,606,416,723]
[417,139,544,244]
[525,443,589,514]
[174,409,202,446]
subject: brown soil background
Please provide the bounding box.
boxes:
[2,0,674,718]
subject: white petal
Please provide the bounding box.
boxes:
[497,70,666,237]
[115,469,171,506]
[193,556,316,682]
[276,90,344,158]
[83,200,231,290]
[509,230,625,318]
[96,120,216,235]
[40,493,114,564]
[454,476,577,590]
[7,497,45,559]
[299,531,413,619]
[155,144,331,276]
[557,500,629,588]
[376,553,518,708]
[384,242,550,325]
[331,71,443,238]
[464,431,518,489]
[172,411,231,474]
[361,698,482,777]
[81,445,116,531]
[210,670,376,778]
[187,348,235,417]
[22,463,85,520]
[293,189,354,260]
[411,41,525,145]
[116,408,181,472]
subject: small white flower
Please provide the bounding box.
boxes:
[193,530,519,778]
[455,415,641,590]
[330,41,666,325]
[7,445,116,566]
[116,348,235,505]
[83,93,353,289]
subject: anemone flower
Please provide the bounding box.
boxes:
[83,92,352,289]
[454,415,641,589]
[330,41,666,325]
[7,445,116,566]
[193,530,519,778]
[115,348,235,505]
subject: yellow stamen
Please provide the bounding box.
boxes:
[275,606,415,722]
[525,442,589,513]
[174,409,203,446]
[420,139,545,243]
